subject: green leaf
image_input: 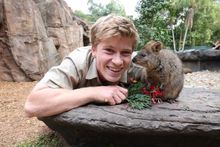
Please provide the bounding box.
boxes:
[127,94,151,110]
[128,82,145,96]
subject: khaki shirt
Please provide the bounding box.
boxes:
[39,46,146,89]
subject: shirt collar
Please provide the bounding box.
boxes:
[86,58,98,80]
[86,58,128,83]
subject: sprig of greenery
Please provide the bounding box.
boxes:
[127,82,151,110]
[127,94,151,110]
[128,81,145,96]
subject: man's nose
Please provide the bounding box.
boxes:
[112,54,123,65]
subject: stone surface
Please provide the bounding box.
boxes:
[34,0,88,58]
[177,49,220,72]
[40,88,220,147]
[0,0,89,82]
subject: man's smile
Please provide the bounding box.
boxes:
[107,66,123,74]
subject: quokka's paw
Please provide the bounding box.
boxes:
[151,97,163,104]
[166,99,177,104]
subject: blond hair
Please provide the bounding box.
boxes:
[90,14,139,49]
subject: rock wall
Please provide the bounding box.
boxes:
[0,0,89,81]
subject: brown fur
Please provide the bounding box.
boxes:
[132,40,184,101]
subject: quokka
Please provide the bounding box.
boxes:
[132,40,184,101]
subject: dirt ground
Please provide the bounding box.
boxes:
[0,81,50,147]
[0,70,220,147]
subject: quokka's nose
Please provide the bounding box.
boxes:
[132,57,137,63]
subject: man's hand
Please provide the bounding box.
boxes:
[92,86,128,105]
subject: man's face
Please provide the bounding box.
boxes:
[92,36,133,84]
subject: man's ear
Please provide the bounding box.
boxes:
[152,41,162,53]
[91,46,97,57]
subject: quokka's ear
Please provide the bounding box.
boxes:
[152,41,162,53]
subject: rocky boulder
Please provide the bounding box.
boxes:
[40,88,220,147]
[177,49,220,72]
[0,0,89,82]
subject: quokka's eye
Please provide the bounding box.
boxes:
[140,53,146,57]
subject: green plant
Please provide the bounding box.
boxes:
[14,132,63,147]
[127,81,151,110]
[127,94,151,110]
[135,0,220,51]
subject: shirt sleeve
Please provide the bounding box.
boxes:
[39,57,80,89]
[39,46,92,89]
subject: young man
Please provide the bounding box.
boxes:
[24,14,146,118]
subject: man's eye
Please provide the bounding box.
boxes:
[104,48,114,54]
[122,51,132,57]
